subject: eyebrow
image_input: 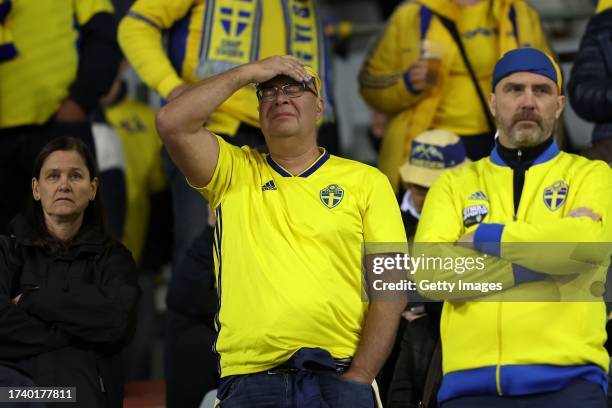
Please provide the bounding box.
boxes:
[533,83,553,90]
[44,167,85,173]
[503,81,553,90]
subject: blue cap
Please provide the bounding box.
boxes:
[492,48,562,92]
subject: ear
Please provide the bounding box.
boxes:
[32,178,40,201]
[89,177,98,201]
[488,93,496,118]
[555,94,566,120]
[316,98,324,120]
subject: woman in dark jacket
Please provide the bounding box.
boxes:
[0,136,140,407]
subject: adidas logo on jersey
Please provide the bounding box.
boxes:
[262,180,277,191]
[468,191,487,201]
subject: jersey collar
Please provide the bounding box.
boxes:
[490,138,560,168]
[266,148,330,177]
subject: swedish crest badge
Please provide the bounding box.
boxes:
[320,184,344,209]
[543,180,569,211]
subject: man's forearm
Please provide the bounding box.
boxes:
[346,300,407,383]
[157,65,253,136]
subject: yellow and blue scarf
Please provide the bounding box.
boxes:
[196,0,333,120]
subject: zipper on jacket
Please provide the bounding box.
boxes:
[98,375,106,393]
[512,149,524,221]
[496,302,503,396]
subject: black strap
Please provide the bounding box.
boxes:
[434,13,496,134]
[418,339,442,408]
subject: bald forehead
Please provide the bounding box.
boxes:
[495,71,559,95]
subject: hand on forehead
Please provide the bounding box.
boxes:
[257,64,320,94]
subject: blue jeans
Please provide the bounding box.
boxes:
[219,371,374,408]
[441,379,606,408]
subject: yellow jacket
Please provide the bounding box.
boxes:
[0,0,113,127]
[415,142,612,402]
[359,0,549,191]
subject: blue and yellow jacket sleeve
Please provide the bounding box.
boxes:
[475,160,612,274]
[358,3,426,113]
[118,0,195,98]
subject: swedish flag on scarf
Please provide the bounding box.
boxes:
[196,0,332,121]
[0,0,17,62]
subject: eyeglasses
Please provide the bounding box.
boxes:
[256,82,317,102]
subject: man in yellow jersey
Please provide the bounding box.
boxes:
[0,0,121,234]
[358,0,550,191]
[415,48,612,407]
[119,8,335,398]
[156,55,407,407]
[118,0,335,267]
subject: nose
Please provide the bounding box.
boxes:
[519,89,536,110]
[273,88,290,104]
[58,176,71,192]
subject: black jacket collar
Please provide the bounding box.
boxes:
[491,136,556,169]
[9,215,107,257]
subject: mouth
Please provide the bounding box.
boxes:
[513,119,540,128]
[54,198,74,204]
[513,114,541,126]
[270,111,295,121]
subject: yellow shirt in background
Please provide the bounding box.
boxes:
[0,0,113,127]
[104,98,167,263]
[432,0,498,135]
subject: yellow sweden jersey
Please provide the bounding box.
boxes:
[194,136,407,377]
[0,0,114,127]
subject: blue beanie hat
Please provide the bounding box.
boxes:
[492,48,562,92]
